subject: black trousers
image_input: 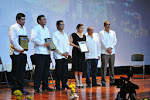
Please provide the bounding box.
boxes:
[34,54,51,89]
[55,58,68,88]
[10,53,27,91]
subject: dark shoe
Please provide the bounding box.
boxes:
[62,85,69,89]
[56,87,62,90]
[34,88,41,93]
[11,90,16,95]
[42,87,54,91]
[21,89,30,95]
[11,88,19,95]
[101,83,106,87]
[110,82,115,86]
[79,86,84,88]
[92,84,101,87]
[79,84,84,88]
[76,84,80,88]
[86,84,91,87]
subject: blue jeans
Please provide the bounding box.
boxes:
[86,59,98,85]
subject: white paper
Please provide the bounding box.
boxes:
[78,41,88,52]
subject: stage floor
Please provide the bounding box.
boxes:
[0,75,150,100]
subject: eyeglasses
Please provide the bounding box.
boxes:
[60,24,65,26]
[105,24,110,26]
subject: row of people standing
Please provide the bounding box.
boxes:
[70,25,101,87]
[9,13,70,93]
[9,13,117,94]
[69,22,117,87]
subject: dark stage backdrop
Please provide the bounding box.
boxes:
[0,0,150,71]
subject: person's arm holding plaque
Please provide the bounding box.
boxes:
[69,35,80,50]
[31,27,51,49]
[70,34,88,53]
[9,26,25,53]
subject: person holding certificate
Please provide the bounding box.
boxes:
[85,27,101,87]
[52,20,70,90]
[99,21,117,86]
[31,15,53,92]
[69,24,86,88]
[9,13,29,94]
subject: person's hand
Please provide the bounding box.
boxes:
[98,56,100,60]
[44,42,50,47]
[77,46,80,50]
[66,52,69,56]
[54,49,57,52]
[62,52,69,58]
[17,49,24,53]
[107,50,112,54]
[20,50,24,53]
[76,45,80,50]
[86,50,89,53]
[62,53,67,57]
[27,37,30,42]
[107,48,112,54]
[14,48,24,53]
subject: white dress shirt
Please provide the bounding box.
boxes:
[31,24,51,55]
[52,30,69,59]
[9,23,27,55]
[99,30,117,55]
[85,33,101,59]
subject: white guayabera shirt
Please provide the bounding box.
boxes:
[9,23,27,55]
[52,30,69,59]
[31,24,51,55]
[85,33,101,59]
[99,30,117,55]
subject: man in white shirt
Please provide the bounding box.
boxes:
[31,15,53,92]
[52,20,69,90]
[9,13,29,94]
[99,21,117,86]
[85,27,101,87]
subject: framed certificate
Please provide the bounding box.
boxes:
[19,35,28,51]
[78,41,88,52]
[45,38,56,51]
